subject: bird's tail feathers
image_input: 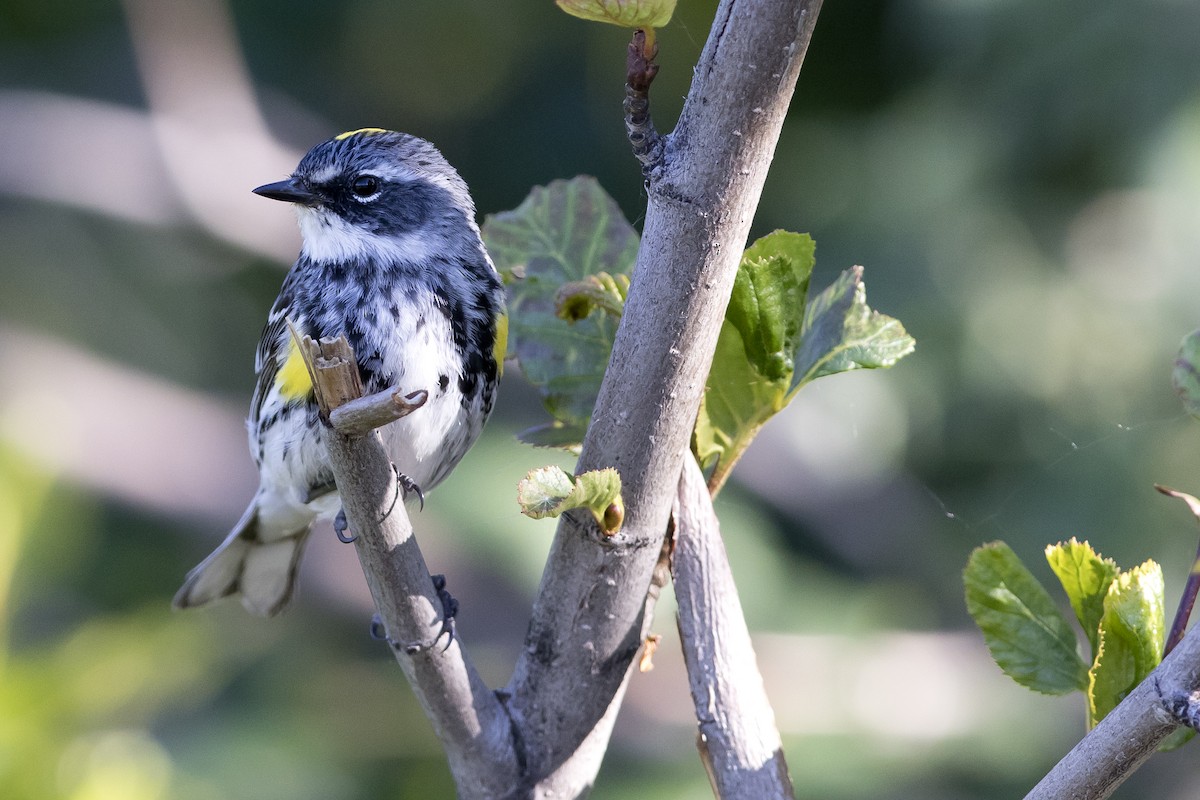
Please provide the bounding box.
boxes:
[173,502,309,617]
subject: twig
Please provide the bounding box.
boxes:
[1025,619,1200,799]
[625,29,663,173]
[308,335,519,796]
[673,454,793,798]
[1154,484,1200,656]
[329,387,428,437]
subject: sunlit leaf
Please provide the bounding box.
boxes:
[1045,538,1118,656]
[694,231,814,490]
[1087,561,1164,727]
[727,231,814,383]
[517,465,624,534]
[556,0,676,29]
[964,542,1088,695]
[793,266,915,389]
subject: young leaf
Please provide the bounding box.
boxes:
[517,465,624,535]
[727,231,814,383]
[556,0,676,29]
[555,272,629,322]
[694,231,814,491]
[1086,561,1165,727]
[1172,329,1200,420]
[482,177,639,447]
[964,542,1089,695]
[792,266,915,391]
[1045,538,1119,657]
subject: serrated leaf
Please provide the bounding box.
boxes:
[727,231,814,383]
[964,542,1088,695]
[1045,538,1119,657]
[482,177,639,448]
[517,465,624,534]
[792,266,915,390]
[517,465,577,517]
[1172,329,1200,420]
[1087,561,1165,727]
[694,231,814,492]
[556,0,676,29]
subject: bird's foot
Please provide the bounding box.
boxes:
[334,507,356,543]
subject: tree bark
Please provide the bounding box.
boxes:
[505,0,823,794]
[674,455,793,797]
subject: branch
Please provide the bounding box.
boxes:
[673,454,793,797]
[306,335,519,797]
[505,0,823,793]
[624,29,662,172]
[1025,619,1200,799]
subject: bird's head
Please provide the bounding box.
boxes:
[253,128,480,265]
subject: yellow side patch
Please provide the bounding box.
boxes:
[494,312,509,378]
[276,336,314,400]
[335,127,389,141]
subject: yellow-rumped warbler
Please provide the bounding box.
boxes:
[174,128,505,616]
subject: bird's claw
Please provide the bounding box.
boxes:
[334,507,357,543]
[392,465,425,511]
[430,573,458,651]
[385,574,459,655]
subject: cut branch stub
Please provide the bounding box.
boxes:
[308,336,364,416]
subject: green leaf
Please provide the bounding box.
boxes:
[694,231,814,491]
[727,231,814,383]
[517,421,588,451]
[694,321,787,482]
[482,177,639,447]
[1172,329,1200,420]
[1087,561,1165,727]
[517,465,624,534]
[1045,538,1119,657]
[793,266,916,390]
[556,0,676,29]
[1159,725,1197,751]
[964,542,1089,695]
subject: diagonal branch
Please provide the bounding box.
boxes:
[673,454,793,797]
[505,0,823,793]
[306,335,519,797]
[1025,619,1200,799]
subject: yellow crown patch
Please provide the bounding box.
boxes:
[335,127,389,141]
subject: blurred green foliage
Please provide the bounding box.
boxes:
[4,0,1200,797]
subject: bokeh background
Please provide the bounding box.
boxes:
[3,0,1200,797]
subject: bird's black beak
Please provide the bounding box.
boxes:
[252,178,320,207]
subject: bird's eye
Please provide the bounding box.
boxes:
[351,175,381,198]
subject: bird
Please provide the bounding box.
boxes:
[174,128,505,617]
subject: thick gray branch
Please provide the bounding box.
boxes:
[673,455,793,797]
[505,0,823,794]
[1025,620,1200,799]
